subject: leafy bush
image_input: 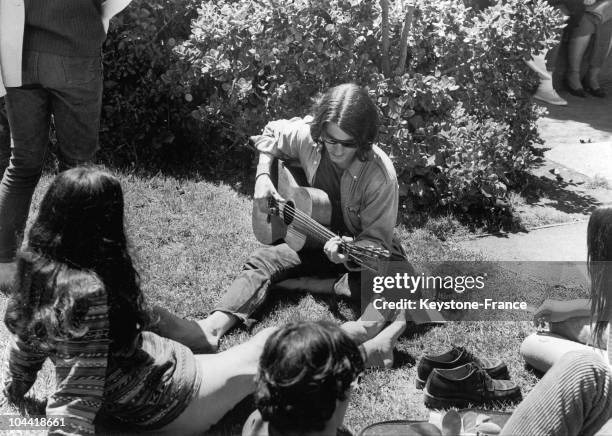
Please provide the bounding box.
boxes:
[101,0,209,168]
[172,0,564,227]
[103,0,564,227]
[175,0,384,147]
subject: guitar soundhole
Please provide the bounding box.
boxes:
[282,200,296,225]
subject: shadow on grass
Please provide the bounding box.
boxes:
[392,348,417,369]
[99,149,257,199]
[523,362,544,380]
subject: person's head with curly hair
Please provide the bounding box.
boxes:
[254,320,364,435]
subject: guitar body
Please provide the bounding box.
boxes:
[252,160,332,251]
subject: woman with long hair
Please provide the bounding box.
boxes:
[500,207,612,435]
[2,167,274,435]
[521,207,612,372]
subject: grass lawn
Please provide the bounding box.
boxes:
[0,167,590,435]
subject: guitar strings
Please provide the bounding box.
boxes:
[274,200,384,258]
[272,200,386,267]
[275,200,388,258]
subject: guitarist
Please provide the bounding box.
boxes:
[198,84,432,364]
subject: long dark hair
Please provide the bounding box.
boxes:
[310,83,379,161]
[255,321,364,433]
[4,167,151,353]
[589,207,612,347]
[5,253,104,349]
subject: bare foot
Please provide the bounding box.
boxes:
[361,313,407,369]
[197,311,239,351]
[188,321,219,354]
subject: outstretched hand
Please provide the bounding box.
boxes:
[533,299,591,327]
[254,174,283,214]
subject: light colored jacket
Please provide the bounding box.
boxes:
[252,116,400,253]
[0,0,25,96]
[0,0,132,97]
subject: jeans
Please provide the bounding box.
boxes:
[501,350,612,436]
[0,50,103,261]
[0,98,9,176]
[214,242,427,327]
[214,243,359,327]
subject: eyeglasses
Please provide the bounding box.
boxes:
[318,133,358,149]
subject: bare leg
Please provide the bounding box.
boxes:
[341,299,397,344]
[520,332,605,373]
[158,327,276,435]
[587,66,602,89]
[567,35,592,89]
[359,312,407,369]
[151,306,219,353]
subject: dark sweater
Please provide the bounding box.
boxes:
[23,0,106,57]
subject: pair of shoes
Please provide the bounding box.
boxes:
[565,79,587,98]
[533,80,567,106]
[417,346,521,409]
[423,363,522,409]
[415,345,509,389]
[583,82,607,98]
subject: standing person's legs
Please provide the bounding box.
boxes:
[0,98,10,176]
[0,75,51,263]
[567,13,599,92]
[501,350,612,436]
[157,327,275,435]
[47,54,103,170]
[585,17,612,93]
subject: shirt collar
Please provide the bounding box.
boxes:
[346,157,365,179]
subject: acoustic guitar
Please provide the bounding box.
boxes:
[252,160,391,271]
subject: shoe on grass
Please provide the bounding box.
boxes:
[416,345,509,389]
[424,362,522,409]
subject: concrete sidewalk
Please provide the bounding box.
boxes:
[538,84,612,184]
[458,91,612,264]
[456,221,590,286]
[458,221,587,262]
